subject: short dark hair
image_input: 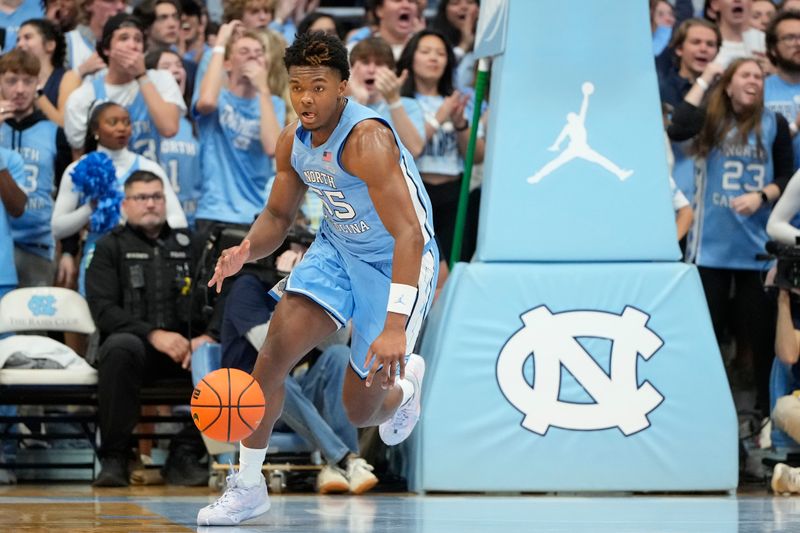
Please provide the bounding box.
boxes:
[284,31,349,81]
[20,19,67,69]
[766,10,800,65]
[99,13,145,63]
[133,0,182,29]
[84,101,127,153]
[296,12,342,40]
[180,0,204,19]
[124,170,163,190]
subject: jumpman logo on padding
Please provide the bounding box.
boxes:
[527,82,633,184]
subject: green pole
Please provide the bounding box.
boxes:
[449,58,490,269]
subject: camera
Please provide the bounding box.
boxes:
[766,240,800,290]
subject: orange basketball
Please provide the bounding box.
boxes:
[191,368,265,443]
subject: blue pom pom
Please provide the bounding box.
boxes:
[70,152,122,233]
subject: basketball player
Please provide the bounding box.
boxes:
[198,31,438,526]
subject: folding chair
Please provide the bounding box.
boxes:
[0,287,98,477]
[0,287,197,480]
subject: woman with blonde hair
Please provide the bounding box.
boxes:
[260,28,295,125]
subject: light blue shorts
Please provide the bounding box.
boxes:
[281,232,438,379]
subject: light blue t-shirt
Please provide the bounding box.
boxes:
[0,119,58,259]
[415,91,485,176]
[0,0,43,51]
[765,74,800,171]
[0,147,25,285]
[159,115,200,227]
[686,111,777,270]
[368,97,425,140]
[291,99,434,263]
[195,89,286,224]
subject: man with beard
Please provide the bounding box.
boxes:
[766,10,800,170]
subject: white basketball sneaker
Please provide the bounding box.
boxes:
[772,463,800,495]
[379,354,425,446]
[197,471,270,526]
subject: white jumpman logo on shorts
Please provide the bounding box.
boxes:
[527,82,633,184]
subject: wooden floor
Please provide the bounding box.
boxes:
[1,484,800,532]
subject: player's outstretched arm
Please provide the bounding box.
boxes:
[342,120,425,387]
[207,124,307,292]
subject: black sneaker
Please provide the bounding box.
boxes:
[162,452,208,486]
[93,455,129,487]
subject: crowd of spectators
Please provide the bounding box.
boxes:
[8,0,800,494]
[0,0,486,490]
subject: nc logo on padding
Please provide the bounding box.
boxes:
[27,295,56,317]
[496,306,664,436]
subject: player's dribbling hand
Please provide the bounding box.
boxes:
[208,239,251,293]
[364,326,407,390]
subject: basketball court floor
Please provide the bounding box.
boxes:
[1,484,798,532]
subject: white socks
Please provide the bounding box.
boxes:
[397,377,415,407]
[238,443,267,488]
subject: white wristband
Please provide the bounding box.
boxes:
[695,77,709,91]
[388,99,403,110]
[212,45,226,55]
[426,116,441,131]
[791,121,799,136]
[387,283,417,316]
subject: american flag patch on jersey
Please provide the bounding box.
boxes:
[323,151,332,161]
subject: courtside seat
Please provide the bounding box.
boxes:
[0,288,194,479]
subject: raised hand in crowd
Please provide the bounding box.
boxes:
[0,99,15,123]
[375,66,408,106]
[455,2,479,52]
[346,73,370,105]
[684,61,725,106]
[297,0,321,21]
[275,0,301,25]
[109,47,147,78]
[216,19,244,49]
[448,91,470,128]
[77,52,107,78]
[242,59,270,95]
[436,91,462,124]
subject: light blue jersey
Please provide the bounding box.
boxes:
[0,118,58,259]
[686,111,777,270]
[764,74,800,170]
[194,89,286,224]
[290,99,434,263]
[0,147,22,286]
[92,74,159,160]
[159,116,200,226]
[0,0,43,51]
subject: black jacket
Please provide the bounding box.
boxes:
[86,222,201,343]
